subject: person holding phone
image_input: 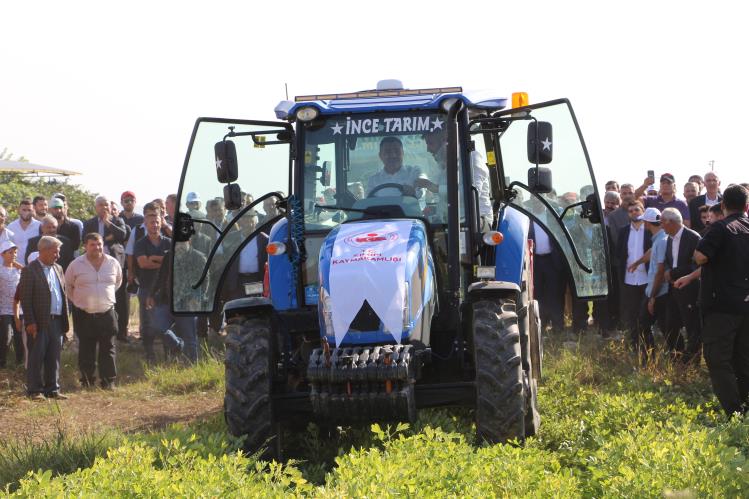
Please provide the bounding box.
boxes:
[635,172,691,228]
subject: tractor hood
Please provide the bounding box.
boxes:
[318,219,436,346]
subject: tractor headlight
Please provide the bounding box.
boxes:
[296,106,320,122]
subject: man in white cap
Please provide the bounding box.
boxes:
[0,240,24,368]
[627,207,668,363]
[185,192,205,219]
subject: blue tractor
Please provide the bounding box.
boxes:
[171,81,610,457]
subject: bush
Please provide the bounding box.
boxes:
[0,173,96,221]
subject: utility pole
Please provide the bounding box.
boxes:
[708,159,715,171]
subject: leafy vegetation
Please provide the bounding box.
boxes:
[3,337,748,497]
[0,173,96,221]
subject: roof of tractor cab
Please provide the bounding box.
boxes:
[276,83,508,120]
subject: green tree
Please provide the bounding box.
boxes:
[0,173,97,221]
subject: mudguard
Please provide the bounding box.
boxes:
[494,206,530,286]
[318,219,436,346]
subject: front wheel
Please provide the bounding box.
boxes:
[473,299,526,443]
[224,314,281,459]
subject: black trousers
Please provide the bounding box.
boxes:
[534,254,565,331]
[702,312,749,417]
[666,283,702,362]
[115,269,130,340]
[76,308,118,387]
[634,294,668,361]
[0,315,24,367]
[620,283,646,337]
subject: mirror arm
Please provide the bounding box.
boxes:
[191,191,286,289]
[191,218,222,234]
[507,181,592,273]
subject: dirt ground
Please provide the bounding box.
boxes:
[0,330,224,443]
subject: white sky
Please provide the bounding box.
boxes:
[2,1,747,207]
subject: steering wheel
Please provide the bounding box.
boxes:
[367,183,418,199]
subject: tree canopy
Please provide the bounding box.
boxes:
[0,173,97,221]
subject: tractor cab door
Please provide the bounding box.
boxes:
[493,99,609,298]
[171,118,292,314]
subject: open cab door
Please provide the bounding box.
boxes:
[171,118,292,314]
[494,99,609,299]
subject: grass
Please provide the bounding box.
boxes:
[2,333,748,496]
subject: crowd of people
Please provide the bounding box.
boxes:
[532,171,749,418]
[0,190,273,400]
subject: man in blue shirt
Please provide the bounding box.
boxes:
[626,208,668,363]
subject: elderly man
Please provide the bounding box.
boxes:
[689,171,723,233]
[662,207,702,362]
[25,215,74,269]
[635,173,691,227]
[20,236,70,400]
[9,198,41,261]
[607,183,636,246]
[693,185,749,417]
[603,191,621,225]
[83,196,128,257]
[65,233,122,388]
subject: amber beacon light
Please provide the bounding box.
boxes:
[511,92,529,108]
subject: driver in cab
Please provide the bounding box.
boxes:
[367,136,428,198]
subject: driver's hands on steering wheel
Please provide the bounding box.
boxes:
[401,185,417,197]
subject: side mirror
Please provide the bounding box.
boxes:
[528,167,553,194]
[214,140,239,183]
[320,161,331,186]
[583,193,603,224]
[527,121,553,165]
[223,184,242,211]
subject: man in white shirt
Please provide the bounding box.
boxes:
[617,201,651,339]
[65,233,122,388]
[367,136,427,198]
[8,198,41,261]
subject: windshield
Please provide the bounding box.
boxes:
[302,111,462,231]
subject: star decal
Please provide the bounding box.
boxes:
[215,158,223,170]
[541,137,552,151]
[431,118,444,131]
[331,122,343,135]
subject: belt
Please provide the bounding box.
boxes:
[82,307,114,318]
[536,253,552,257]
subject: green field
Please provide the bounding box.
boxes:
[2,336,748,497]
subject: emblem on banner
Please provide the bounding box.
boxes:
[343,231,399,247]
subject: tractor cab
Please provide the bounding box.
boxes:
[171,81,610,455]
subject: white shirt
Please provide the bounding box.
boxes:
[0,265,21,315]
[670,226,684,268]
[704,193,720,207]
[471,150,493,217]
[8,218,41,263]
[238,239,260,274]
[125,223,146,255]
[625,223,648,286]
[533,222,552,255]
[65,254,122,313]
[367,165,426,198]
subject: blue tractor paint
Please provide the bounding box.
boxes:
[287,91,507,118]
[267,218,297,310]
[494,207,530,285]
[317,219,436,346]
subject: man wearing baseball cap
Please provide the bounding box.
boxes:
[635,172,691,228]
[48,197,81,251]
[120,191,144,230]
[626,207,668,363]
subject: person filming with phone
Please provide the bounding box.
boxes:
[635,172,691,228]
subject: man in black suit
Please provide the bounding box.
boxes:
[662,207,702,362]
[25,215,74,270]
[83,196,129,340]
[688,171,722,233]
[616,201,652,339]
[19,236,70,400]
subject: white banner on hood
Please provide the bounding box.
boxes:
[329,220,413,346]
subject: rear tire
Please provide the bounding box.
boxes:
[224,314,281,460]
[473,299,525,444]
